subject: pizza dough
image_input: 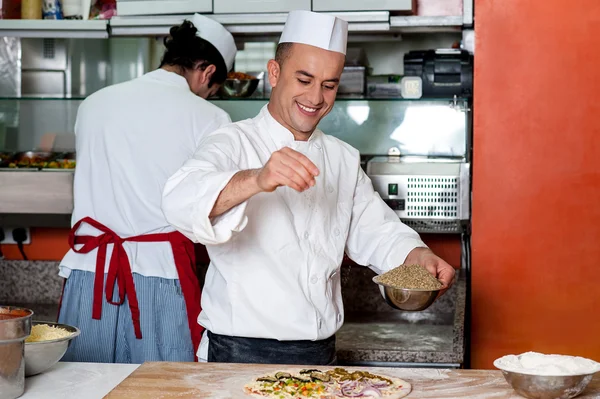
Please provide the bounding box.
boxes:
[244,367,411,398]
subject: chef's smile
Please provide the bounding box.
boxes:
[296,101,321,116]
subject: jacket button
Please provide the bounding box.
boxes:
[310,275,318,284]
[304,231,309,239]
[334,228,340,236]
[327,185,334,193]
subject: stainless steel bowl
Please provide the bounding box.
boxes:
[24,321,80,376]
[372,276,440,311]
[219,79,260,98]
[496,369,595,399]
[0,306,32,399]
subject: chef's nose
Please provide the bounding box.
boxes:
[306,84,324,106]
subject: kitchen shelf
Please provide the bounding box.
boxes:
[0,20,108,38]
[390,16,464,33]
[0,96,87,100]
[0,170,74,214]
[109,11,390,36]
[0,12,470,39]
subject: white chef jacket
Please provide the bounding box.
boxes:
[162,105,426,352]
[59,69,231,279]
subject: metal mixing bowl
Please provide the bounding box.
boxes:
[24,321,80,376]
[372,276,440,311]
[494,358,598,399]
[497,370,595,399]
[219,78,260,98]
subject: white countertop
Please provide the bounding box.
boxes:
[21,362,140,399]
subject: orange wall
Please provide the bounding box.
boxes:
[472,0,600,368]
[1,228,70,260]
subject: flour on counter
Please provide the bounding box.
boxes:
[494,351,600,376]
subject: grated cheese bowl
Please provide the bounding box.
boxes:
[24,321,80,376]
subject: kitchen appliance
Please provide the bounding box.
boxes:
[366,157,470,234]
[404,49,473,98]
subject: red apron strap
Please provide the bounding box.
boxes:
[69,218,120,325]
[69,217,203,357]
[169,235,203,361]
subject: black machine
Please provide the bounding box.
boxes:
[404,49,473,98]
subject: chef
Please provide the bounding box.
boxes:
[162,10,455,365]
[57,14,237,363]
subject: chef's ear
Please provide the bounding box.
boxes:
[200,64,216,84]
[267,59,280,88]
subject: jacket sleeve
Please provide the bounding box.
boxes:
[162,130,249,245]
[344,166,428,275]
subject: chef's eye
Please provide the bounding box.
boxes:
[323,85,336,90]
[298,79,310,85]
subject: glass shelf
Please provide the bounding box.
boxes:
[0,97,470,158]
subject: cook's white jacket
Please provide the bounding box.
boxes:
[60,69,231,279]
[162,105,427,349]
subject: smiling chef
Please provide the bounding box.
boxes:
[162,10,456,365]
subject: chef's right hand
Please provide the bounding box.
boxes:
[257,147,320,193]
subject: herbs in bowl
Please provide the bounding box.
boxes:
[373,264,443,311]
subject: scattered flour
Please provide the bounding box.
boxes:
[494,352,600,376]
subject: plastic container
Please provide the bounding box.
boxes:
[21,0,41,19]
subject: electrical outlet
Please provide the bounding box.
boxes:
[0,227,31,245]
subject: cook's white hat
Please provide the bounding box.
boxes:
[279,10,348,55]
[191,13,236,71]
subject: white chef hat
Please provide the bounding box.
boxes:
[279,10,348,55]
[191,13,237,71]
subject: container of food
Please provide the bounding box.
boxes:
[0,152,16,168]
[0,306,33,399]
[42,152,76,170]
[4,151,58,169]
[21,0,42,19]
[219,71,260,98]
[494,352,600,399]
[25,321,80,376]
[373,264,443,311]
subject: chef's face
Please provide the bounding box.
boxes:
[189,65,221,99]
[267,43,345,140]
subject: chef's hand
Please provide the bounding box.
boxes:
[257,147,319,193]
[404,247,456,296]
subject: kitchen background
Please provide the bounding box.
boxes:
[1,0,599,372]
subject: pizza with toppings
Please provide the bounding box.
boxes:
[244,367,411,398]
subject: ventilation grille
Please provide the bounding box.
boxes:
[406,176,459,218]
[43,38,55,59]
[402,219,463,233]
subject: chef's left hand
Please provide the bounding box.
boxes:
[403,247,456,295]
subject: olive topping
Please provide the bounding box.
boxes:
[257,376,278,383]
[299,369,321,374]
[275,372,291,379]
[310,371,331,382]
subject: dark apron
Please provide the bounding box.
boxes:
[207,331,337,365]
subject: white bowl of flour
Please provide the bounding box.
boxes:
[494,352,600,399]
[494,352,600,376]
